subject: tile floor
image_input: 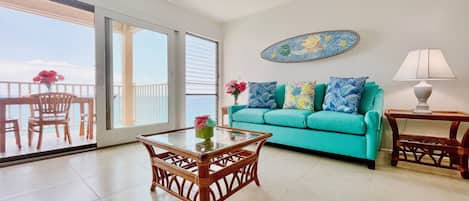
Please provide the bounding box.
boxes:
[1,143,468,201]
[1,127,96,159]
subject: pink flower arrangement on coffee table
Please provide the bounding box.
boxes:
[33,70,64,91]
[224,80,247,105]
[194,115,216,140]
[194,115,210,130]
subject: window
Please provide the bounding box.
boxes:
[185,34,218,127]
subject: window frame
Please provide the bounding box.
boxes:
[184,33,219,123]
[95,7,177,146]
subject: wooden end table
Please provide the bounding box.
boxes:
[137,126,272,201]
[385,109,469,179]
[221,106,228,126]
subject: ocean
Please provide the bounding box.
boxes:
[4,94,216,137]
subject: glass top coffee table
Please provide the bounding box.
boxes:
[137,126,272,201]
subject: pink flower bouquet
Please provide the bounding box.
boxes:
[33,70,64,91]
[224,80,247,105]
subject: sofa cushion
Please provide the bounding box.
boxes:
[232,108,271,124]
[275,84,285,109]
[322,77,368,114]
[276,83,327,111]
[307,111,366,135]
[283,81,316,111]
[314,83,327,111]
[358,82,379,114]
[264,109,313,128]
[248,81,277,109]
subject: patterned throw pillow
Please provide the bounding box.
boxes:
[322,77,368,114]
[283,81,316,111]
[248,81,277,109]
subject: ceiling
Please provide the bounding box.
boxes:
[167,0,295,23]
[0,0,94,27]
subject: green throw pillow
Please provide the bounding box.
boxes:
[314,83,326,111]
[358,83,379,114]
[275,84,285,108]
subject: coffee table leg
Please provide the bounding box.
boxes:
[254,140,267,186]
[254,162,261,186]
[151,166,158,191]
[197,161,210,201]
[142,143,159,191]
[460,155,469,179]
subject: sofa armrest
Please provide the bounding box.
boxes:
[372,89,384,119]
[365,110,380,132]
[364,89,384,160]
[228,105,247,127]
[364,110,380,161]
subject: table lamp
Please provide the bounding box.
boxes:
[393,49,455,114]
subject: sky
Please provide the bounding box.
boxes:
[0,6,168,85]
[0,5,216,125]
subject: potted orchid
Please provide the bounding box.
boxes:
[194,115,216,140]
[33,70,64,92]
[224,80,247,105]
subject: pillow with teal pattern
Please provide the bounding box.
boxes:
[322,77,368,114]
[248,81,277,109]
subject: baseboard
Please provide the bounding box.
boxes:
[380,148,392,152]
[0,144,97,167]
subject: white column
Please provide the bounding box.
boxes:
[122,24,135,126]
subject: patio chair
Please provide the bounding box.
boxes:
[80,112,95,140]
[6,119,21,149]
[28,93,76,149]
[29,100,61,139]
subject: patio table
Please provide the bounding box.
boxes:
[0,96,94,152]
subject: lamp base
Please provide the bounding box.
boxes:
[413,80,432,114]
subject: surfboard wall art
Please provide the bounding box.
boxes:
[261,30,360,63]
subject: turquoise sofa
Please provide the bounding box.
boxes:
[228,82,384,169]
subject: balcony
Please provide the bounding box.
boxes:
[0,81,168,159]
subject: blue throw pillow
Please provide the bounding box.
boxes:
[322,77,368,114]
[248,81,277,109]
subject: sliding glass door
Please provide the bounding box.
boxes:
[0,2,218,161]
[95,8,175,146]
[0,0,96,162]
[109,20,169,128]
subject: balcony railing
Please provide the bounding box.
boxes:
[0,81,168,130]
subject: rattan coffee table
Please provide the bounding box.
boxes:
[137,126,272,201]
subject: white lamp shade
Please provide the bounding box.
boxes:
[394,49,456,81]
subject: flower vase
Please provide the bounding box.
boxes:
[233,95,239,105]
[196,126,214,140]
[44,83,53,92]
[196,140,214,152]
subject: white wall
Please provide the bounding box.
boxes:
[222,0,469,149]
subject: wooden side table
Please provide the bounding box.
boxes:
[385,109,469,179]
[221,106,228,126]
